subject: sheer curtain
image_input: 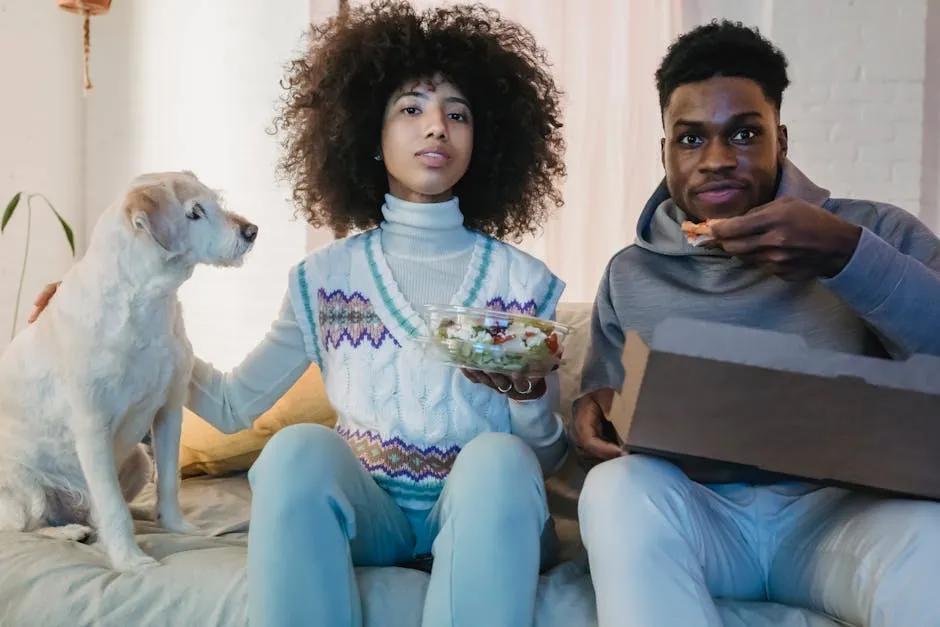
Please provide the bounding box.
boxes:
[314,0,681,302]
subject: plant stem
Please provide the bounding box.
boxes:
[10,195,33,340]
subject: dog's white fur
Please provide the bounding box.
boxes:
[0,171,256,571]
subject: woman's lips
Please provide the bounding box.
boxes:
[417,151,450,168]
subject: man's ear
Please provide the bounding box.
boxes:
[778,124,789,160]
[124,184,183,255]
[660,137,666,170]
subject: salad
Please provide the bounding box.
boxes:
[423,306,570,375]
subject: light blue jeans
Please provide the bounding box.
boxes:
[247,423,551,627]
[579,454,940,627]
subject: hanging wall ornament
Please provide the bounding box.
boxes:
[56,0,112,91]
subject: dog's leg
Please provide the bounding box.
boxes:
[0,476,92,542]
[151,404,197,534]
[0,485,39,532]
[74,430,159,571]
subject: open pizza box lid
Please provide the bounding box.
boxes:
[607,317,940,500]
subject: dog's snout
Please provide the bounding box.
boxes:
[240,223,258,243]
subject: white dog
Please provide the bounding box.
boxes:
[0,171,256,571]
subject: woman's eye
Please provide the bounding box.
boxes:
[187,203,204,221]
[402,106,420,115]
[448,112,469,122]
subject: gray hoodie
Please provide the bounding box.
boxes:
[580,161,940,400]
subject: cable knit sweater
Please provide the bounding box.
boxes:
[187,195,567,509]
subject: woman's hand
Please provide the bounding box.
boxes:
[28,281,61,323]
[461,369,547,401]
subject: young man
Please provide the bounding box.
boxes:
[574,20,940,627]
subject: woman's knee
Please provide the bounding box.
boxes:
[249,423,349,493]
[446,432,545,513]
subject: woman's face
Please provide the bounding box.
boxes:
[380,75,473,203]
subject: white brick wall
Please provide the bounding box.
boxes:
[921,2,940,232]
[685,0,929,216]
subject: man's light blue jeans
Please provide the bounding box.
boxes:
[579,454,940,627]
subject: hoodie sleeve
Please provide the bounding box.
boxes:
[578,258,627,398]
[821,203,940,358]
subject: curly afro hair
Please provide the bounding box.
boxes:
[274,0,566,241]
[655,20,790,114]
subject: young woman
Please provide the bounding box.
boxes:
[31,2,567,625]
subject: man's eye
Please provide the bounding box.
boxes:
[731,129,757,142]
[187,203,204,221]
[678,134,702,146]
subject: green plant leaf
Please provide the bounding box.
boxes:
[45,203,76,257]
[1,192,22,233]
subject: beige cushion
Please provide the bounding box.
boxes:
[178,364,336,477]
[555,302,593,425]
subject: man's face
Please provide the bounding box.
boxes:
[661,76,788,221]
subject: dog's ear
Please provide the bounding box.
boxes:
[124,184,183,255]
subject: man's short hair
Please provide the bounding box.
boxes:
[655,20,790,113]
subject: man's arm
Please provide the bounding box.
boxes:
[572,261,628,460]
[712,198,940,359]
[821,206,940,358]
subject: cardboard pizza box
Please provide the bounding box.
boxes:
[606,318,940,500]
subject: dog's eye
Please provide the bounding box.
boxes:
[187,203,205,221]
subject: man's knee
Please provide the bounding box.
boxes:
[578,454,692,538]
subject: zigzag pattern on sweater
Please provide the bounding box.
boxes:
[337,425,461,483]
[484,297,539,316]
[318,288,401,350]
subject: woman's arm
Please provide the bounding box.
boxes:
[506,374,567,476]
[187,293,312,434]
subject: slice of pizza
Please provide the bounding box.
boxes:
[681,218,725,247]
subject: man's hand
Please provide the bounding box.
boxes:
[28,281,61,323]
[572,390,624,460]
[462,369,547,402]
[709,197,862,281]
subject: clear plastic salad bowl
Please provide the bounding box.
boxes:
[420,305,572,376]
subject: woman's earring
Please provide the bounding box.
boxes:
[374,153,383,162]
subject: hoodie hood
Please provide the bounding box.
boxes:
[634,160,832,257]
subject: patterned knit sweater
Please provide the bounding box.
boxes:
[289,229,564,507]
[187,195,567,510]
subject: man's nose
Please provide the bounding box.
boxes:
[699,139,736,172]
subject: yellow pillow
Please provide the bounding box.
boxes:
[178,364,336,477]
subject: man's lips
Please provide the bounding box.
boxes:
[694,181,746,204]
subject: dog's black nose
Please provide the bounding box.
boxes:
[241,223,258,243]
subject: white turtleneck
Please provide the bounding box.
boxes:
[187,195,566,475]
[379,194,475,309]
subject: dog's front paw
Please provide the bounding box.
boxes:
[158,513,200,535]
[35,523,94,543]
[112,551,161,572]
